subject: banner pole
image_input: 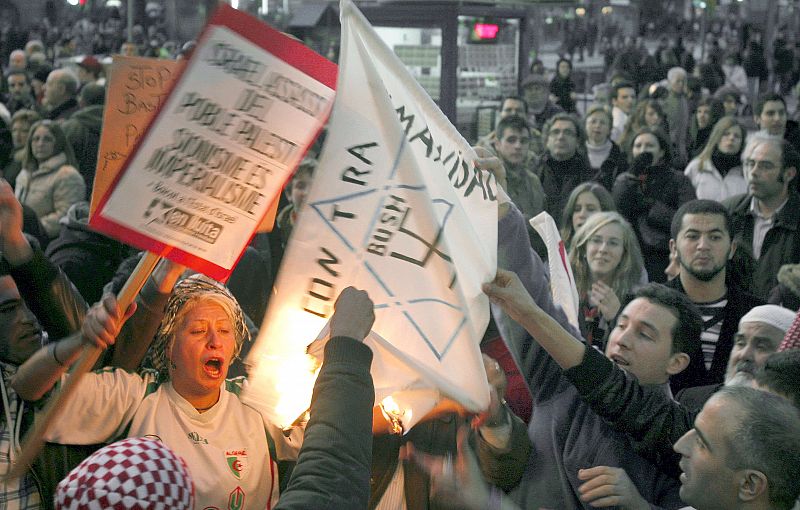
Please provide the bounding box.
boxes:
[3,251,162,481]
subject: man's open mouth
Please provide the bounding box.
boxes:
[610,354,630,366]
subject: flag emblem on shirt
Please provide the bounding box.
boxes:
[225,449,248,479]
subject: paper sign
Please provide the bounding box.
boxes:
[90,4,337,279]
[89,56,183,216]
[242,0,497,430]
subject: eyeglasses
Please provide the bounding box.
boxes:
[743,159,779,171]
[548,128,577,139]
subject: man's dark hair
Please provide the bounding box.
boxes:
[754,93,787,116]
[612,81,635,101]
[495,114,530,141]
[500,95,528,114]
[782,142,800,175]
[713,386,800,509]
[670,199,733,240]
[79,82,105,106]
[542,112,584,146]
[629,283,702,355]
[755,350,800,409]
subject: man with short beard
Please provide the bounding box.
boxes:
[676,303,794,411]
[666,200,763,388]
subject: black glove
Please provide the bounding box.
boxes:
[631,152,654,177]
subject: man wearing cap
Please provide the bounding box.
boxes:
[676,303,796,410]
[76,56,104,87]
[520,74,563,132]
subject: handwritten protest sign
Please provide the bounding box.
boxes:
[89,56,182,216]
[243,0,497,430]
[90,4,336,279]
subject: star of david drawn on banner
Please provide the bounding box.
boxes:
[308,144,466,361]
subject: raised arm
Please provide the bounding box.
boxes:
[274,287,375,510]
[11,294,135,402]
[483,268,585,371]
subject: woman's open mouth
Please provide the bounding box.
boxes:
[203,358,223,378]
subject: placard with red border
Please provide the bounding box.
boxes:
[90,3,337,280]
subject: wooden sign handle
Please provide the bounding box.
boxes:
[4,251,162,480]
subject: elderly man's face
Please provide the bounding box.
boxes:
[669,74,686,95]
[9,52,25,71]
[724,321,784,386]
[42,73,65,108]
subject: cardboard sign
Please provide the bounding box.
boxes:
[90,4,337,279]
[242,0,497,430]
[89,56,183,216]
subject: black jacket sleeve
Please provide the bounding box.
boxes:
[563,345,696,480]
[9,246,87,340]
[274,336,374,510]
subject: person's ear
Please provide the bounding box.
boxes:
[669,238,676,254]
[666,352,690,376]
[728,238,737,260]
[783,165,797,185]
[738,469,768,502]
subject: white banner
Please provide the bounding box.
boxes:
[530,212,580,331]
[242,0,498,430]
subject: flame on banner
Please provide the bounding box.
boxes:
[247,307,325,427]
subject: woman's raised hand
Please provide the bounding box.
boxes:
[81,294,137,350]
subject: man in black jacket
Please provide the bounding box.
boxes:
[666,200,763,389]
[724,136,800,300]
[484,268,800,510]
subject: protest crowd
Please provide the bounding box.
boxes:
[1,3,800,510]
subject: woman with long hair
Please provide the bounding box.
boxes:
[560,181,616,250]
[569,211,644,347]
[617,99,670,153]
[14,120,84,238]
[687,97,725,158]
[684,116,746,202]
[613,127,696,282]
